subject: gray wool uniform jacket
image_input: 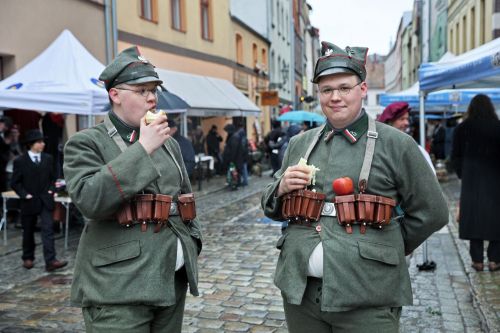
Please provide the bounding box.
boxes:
[64,122,202,308]
[261,113,449,312]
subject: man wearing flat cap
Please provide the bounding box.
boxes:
[64,46,202,332]
[262,41,448,332]
[11,129,68,272]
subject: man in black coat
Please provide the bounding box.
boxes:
[206,125,223,175]
[10,129,67,271]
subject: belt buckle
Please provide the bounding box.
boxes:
[321,202,336,217]
[170,202,178,216]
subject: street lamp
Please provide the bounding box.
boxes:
[270,63,289,89]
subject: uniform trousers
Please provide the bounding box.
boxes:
[470,239,500,263]
[21,206,56,265]
[82,267,188,333]
[283,277,401,333]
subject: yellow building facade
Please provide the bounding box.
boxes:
[448,0,495,54]
[116,0,269,145]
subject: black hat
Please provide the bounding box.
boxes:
[23,129,44,144]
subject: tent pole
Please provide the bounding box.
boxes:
[181,113,188,137]
[417,90,436,272]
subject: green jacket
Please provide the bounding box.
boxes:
[64,119,202,307]
[261,113,448,311]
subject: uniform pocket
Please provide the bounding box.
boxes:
[322,238,409,310]
[92,240,141,267]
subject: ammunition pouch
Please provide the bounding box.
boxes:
[116,193,195,232]
[282,189,326,223]
[177,193,196,223]
[333,194,396,234]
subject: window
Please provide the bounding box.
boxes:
[200,0,213,40]
[261,49,267,69]
[141,0,158,22]
[171,0,186,31]
[252,43,258,67]
[236,34,243,64]
[471,7,475,48]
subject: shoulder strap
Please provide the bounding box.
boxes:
[104,114,184,184]
[104,114,128,152]
[358,116,378,193]
[303,124,326,161]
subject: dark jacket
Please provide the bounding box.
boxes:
[431,123,446,159]
[451,118,500,240]
[222,127,247,172]
[11,152,55,215]
[173,132,196,177]
[206,129,222,155]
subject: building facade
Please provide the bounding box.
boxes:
[447,0,498,55]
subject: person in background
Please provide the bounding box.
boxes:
[430,119,446,160]
[222,124,245,186]
[10,129,67,272]
[170,119,196,178]
[264,120,284,176]
[191,125,205,155]
[377,102,435,172]
[206,125,223,175]
[235,124,249,186]
[451,94,500,272]
[261,41,448,332]
[0,117,13,193]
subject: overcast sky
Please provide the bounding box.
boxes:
[307,0,415,55]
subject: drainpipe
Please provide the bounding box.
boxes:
[104,0,112,64]
[111,0,118,57]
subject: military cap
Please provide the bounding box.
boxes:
[312,41,368,83]
[99,46,163,91]
[378,102,411,123]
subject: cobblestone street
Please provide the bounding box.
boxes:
[0,173,498,332]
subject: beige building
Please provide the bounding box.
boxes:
[447,0,498,55]
[231,17,271,143]
[116,0,266,145]
[0,0,107,138]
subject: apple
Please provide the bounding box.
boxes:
[332,177,354,195]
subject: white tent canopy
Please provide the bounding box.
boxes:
[0,30,109,115]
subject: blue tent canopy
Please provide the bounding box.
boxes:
[419,38,500,93]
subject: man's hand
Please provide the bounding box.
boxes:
[277,165,311,197]
[138,114,170,154]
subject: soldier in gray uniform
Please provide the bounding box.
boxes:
[64,46,202,332]
[261,41,449,332]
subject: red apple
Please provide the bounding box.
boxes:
[332,177,354,195]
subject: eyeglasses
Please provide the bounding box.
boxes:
[114,86,158,97]
[319,81,363,97]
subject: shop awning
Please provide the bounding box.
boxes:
[156,69,260,117]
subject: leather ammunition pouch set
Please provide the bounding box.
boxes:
[116,193,196,232]
[282,116,396,234]
[282,190,327,224]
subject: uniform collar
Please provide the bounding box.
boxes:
[109,110,140,143]
[322,109,368,144]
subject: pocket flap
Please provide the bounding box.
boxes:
[92,240,141,267]
[357,241,399,266]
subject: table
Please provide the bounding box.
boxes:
[0,191,73,251]
[194,154,215,191]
